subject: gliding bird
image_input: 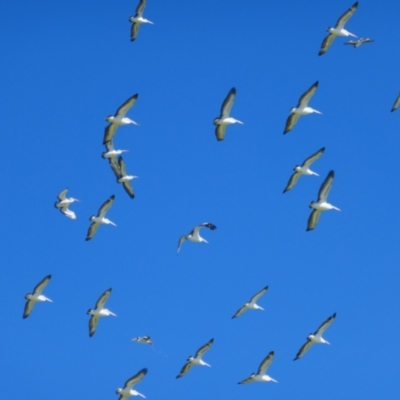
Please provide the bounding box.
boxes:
[344,38,373,48]
[232,286,268,319]
[132,336,153,345]
[177,223,217,254]
[87,288,116,337]
[238,351,277,384]
[23,275,52,319]
[102,140,129,160]
[116,368,148,399]
[129,0,154,42]
[110,156,137,199]
[54,188,80,220]
[86,195,116,241]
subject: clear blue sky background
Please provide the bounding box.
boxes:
[1,0,400,398]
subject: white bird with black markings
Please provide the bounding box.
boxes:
[283,147,325,193]
[116,368,148,399]
[54,188,80,220]
[110,156,137,199]
[213,88,243,141]
[238,351,277,384]
[319,2,358,56]
[132,336,153,345]
[129,0,154,42]
[23,275,52,319]
[87,288,116,337]
[232,286,268,319]
[86,195,116,241]
[103,94,139,144]
[391,92,400,112]
[307,170,340,231]
[294,313,336,360]
[284,82,321,134]
[344,37,373,48]
[176,339,214,379]
[177,223,217,254]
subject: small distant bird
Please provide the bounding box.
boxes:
[294,313,336,360]
[103,94,139,145]
[213,88,243,141]
[307,170,340,231]
[344,38,373,47]
[132,336,153,345]
[87,288,116,337]
[284,82,321,134]
[232,286,268,319]
[177,223,217,254]
[86,195,116,241]
[102,140,129,160]
[176,338,214,379]
[110,156,137,199]
[238,351,277,384]
[319,2,358,56]
[391,92,400,112]
[116,368,148,399]
[23,275,52,319]
[54,188,80,220]
[129,0,154,42]
[283,147,325,193]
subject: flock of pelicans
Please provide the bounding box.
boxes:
[22,1,400,398]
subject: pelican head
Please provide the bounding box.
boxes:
[87,309,93,315]
[89,216,95,222]
[116,389,122,395]
[289,107,296,114]
[294,165,301,171]
[213,118,220,126]
[105,115,114,123]
[128,16,134,22]
[24,294,31,300]
[309,201,315,209]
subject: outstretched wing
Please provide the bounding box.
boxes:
[283,170,302,193]
[195,338,214,358]
[33,275,52,296]
[60,206,76,220]
[302,147,325,168]
[89,315,99,337]
[294,338,313,360]
[232,304,248,319]
[283,112,300,134]
[176,361,193,379]
[215,124,227,141]
[124,368,148,389]
[297,81,318,108]
[131,22,141,42]
[98,195,115,218]
[95,288,112,310]
[258,351,274,375]
[103,123,118,145]
[319,33,335,56]
[220,88,236,118]
[177,235,187,254]
[86,221,100,241]
[317,170,334,202]
[57,188,68,201]
[391,93,400,112]
[315,313,336,336]
[115,94,139,118]
[336,2,358,29]
[249,286,268,304]
[122,181,135,199]
[306,209,321,231]
[23,299,36,319]
[135,0,146,17]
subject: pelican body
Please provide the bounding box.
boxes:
[116,368,148,399]
[238,351,277,384]
[23,275,53,318]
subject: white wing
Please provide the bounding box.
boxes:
[319,33,336,56]
[135,0,146,17]
[195,338,214,358]
[177,235,187,254]
[57,188,68,201]
[336,2,358,29]
[283,170,302,193]
[315,313,336,336]
[103,123,118,145]
[60,206,76,220]
[297,81,318,108]
[232,304,248,319]
[317,170,334,202]
[123,368,148,389]
[249,286,268,305]
[257,351,274,375]
[98,195,115,218]
[94,288,112,310]
[23,299,36,319]
[391,92,400,112]
[302,147,325,168]
[283,112,301,134]
[294,338,314,360]
[115,94,139,118]
[86,221,100,241]
[176,361,193,379]
[131,22,141,42]
[215,124,227,141]
[32,275,51,296]
[220,88,236,119]
[89,315,99,337]
[307,209,322,231]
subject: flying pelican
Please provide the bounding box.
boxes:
[110,156,137,199]
[213,88,243,141]
[54,188,80,219]
[102,140,129,160]
[129,0,154,42]
[232,286,268,319]
[103,94,139,144]
[284,81,321,134]
[238,351,277,384]
[132,336,153,345]
[87,288,116,337]
[116,368,148,399]
[307,170,340,231]
[177,223,217,254]
[283,147,325,193]
[391,92,400,112]
[176,338,214,379]
[86,195,116,241]
[319,2,358,56]
[344,38,373,47]
[23,275,52,319]
[294,313,336,360]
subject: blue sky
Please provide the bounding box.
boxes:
[1,0,400,398]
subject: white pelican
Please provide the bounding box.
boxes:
[116,368,148,399]
[129,0,154,42]
[319,2,358,56]
[344,38,373,47]
[391,92,400,112]
[232,286,268,319]
[294,313,336,360]
[177,222,217,254]
[214,88,243,141]
[132,336,153,345]
[110,156,137,199]
[23,275,52,319]
[307,170,340,231]
[54,188,80,219]
[284,81,321,134]
[87,288,116,337]
[176,338,214,379]
[86,195,116,241]
[283,147,325,193]
[103,94,139,144]
[238,351,277,384]
[102,140,129,160]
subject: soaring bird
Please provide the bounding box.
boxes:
[132,336,153,345]
[344,38,373,48]
[86,195,116,241]
[87,288,116,337]
[177,223,217,254]
[110,156,137,199]
[23,275,52,319]
[116,368,148,399]
[232,286,268,319]
[238,351,277,384]
[129,0,154,42]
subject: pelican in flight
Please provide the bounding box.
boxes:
[238,351,277,384]
[283,147,325,193]
[213,88,243,141]
[102,140,129,160]
[23,275,52,319]
[87,288,116,337]
[307,170,340,231]
[54,188,80,219]
[86,195,116,241]
[344,37,373,48]
[232,286,268,319]
[116,368,148,399]
[110,156,137,199]
[129,0,154,42]
[103,94,139,144]
[284,81,321,134]
[176,338,214,379]
[294,313,336,360]
[319,2,358,56]
[177,223,217,254]
[132,336,153,345]
[391,92,400,112]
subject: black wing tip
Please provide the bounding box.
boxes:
[328,170,335,177]
[23,314,28,319]
[318,50,325,56]
[176,375,181,379]
[353,1,358,7]
[332,312,337,318]
[306,227,313,232]
[314,81,319,86]
[85,237,91,241]
[110,194,116,200]
[132,93,139,99]
[141,368,148,374]
[293,356,299,361]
